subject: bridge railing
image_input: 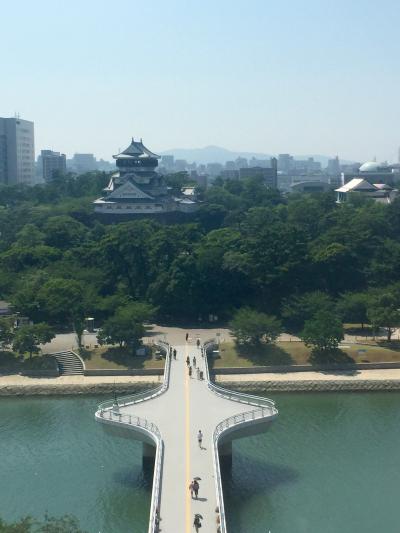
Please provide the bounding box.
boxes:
[97,409,163,533]
[96,339,170,533]
[203,338,277,533]
[203,339,276,410]
[97,340,171,412]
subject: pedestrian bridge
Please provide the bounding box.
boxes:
[95,339,278,532]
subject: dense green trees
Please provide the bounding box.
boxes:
[97,302,155,351]
[1,173,400,342]
[12,324,55,359]
[230,308,282,347]
[300,311,344,354]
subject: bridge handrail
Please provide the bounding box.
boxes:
[203,338,277,533]
[97,340,171,412]
[96,339,170,533]
[97,409,163,533]
[203,339,275,410]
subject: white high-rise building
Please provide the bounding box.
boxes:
[0,117,35,185]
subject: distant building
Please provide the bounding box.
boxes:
[290,180,331,193]
[206,162,223,177]
[225,161,236,170]
[235,157,248,169]
[0,117,35,185]
[174,159,188,172]
[94,138,199,217]
[221,169,239,180]
[239,158,278,188]
[71,153,97,173]
[41,150,66,182]
[335,178,397,204]
[327,156,340,176]
[278,154,293,173]
[358,161,397,185]
[161,155,174,170]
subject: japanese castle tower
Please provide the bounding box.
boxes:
[94,138,196,216]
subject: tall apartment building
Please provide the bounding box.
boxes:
[0,117,35,185]
[41,150,66,182]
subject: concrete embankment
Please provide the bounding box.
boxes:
[216,368,400,392]
[3,368,400,395]
[0,375,161,396]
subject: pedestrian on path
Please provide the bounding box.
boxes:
[193,514,202,531]
[196,367,200,379]
[197,429,203,448]
[186,332,189,341]
[193,479,199,499]
[189,481,195,498]
[201,347,204,358]
[189,365,192,378]
[173,348,177,360]
[169,347,172,357]
[186,355,190,366]
[196,339,200,348]
[193,356,196,367]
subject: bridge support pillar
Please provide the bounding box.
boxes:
[142,442,156,470]
[218,441,232,469]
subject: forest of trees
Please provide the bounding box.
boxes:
[1,171,400,345]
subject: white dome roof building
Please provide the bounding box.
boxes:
[359,161,384,173]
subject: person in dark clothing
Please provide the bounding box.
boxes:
[173,349,177,360]
[186,355,190,366]
[193,515,202,531]
[193,479,199,498]
[189,365,192,378]
[193,356,196,367]
[186,333,189,341]
[196,339,200,348]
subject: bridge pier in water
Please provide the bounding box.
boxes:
[219,440,232,469]
[142,442,156,469]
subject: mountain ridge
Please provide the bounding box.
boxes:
[160,145,355,166]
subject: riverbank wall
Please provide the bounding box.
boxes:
[216,378,400,393]
[0,380,158,396]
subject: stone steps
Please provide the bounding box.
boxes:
[52,351,85,376]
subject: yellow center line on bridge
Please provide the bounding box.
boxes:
[185,341,192,532]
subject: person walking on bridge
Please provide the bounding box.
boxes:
[196,338,200,349]
[186,332,189,341]
[193,356,197,367]
[173,348,177,360]
[186,355,190,366]
[193,479,200,499]
[189,481,195,498]
[189,365,192,378]
[197,429,203,448]
[193,514,202,531]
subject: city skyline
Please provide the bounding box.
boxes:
[1,0,399,162]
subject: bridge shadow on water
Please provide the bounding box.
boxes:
[113,464,153,491]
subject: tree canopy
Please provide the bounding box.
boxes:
[1,173,400,333]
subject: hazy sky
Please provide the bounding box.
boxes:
[1,0,399,162]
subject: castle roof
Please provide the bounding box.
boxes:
[113,138,160,160]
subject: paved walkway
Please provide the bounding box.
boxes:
[99,341,275,533]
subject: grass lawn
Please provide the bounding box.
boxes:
[81,346,165,370]
[212,340,400,368]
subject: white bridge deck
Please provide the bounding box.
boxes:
[96,339,278,533]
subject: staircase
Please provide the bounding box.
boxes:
[52,351,85,375]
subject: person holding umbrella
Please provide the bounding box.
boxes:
[193,514,203,531]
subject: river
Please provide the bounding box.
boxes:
[1,393,399,532]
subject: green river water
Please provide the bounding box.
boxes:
[1,393,399,533]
